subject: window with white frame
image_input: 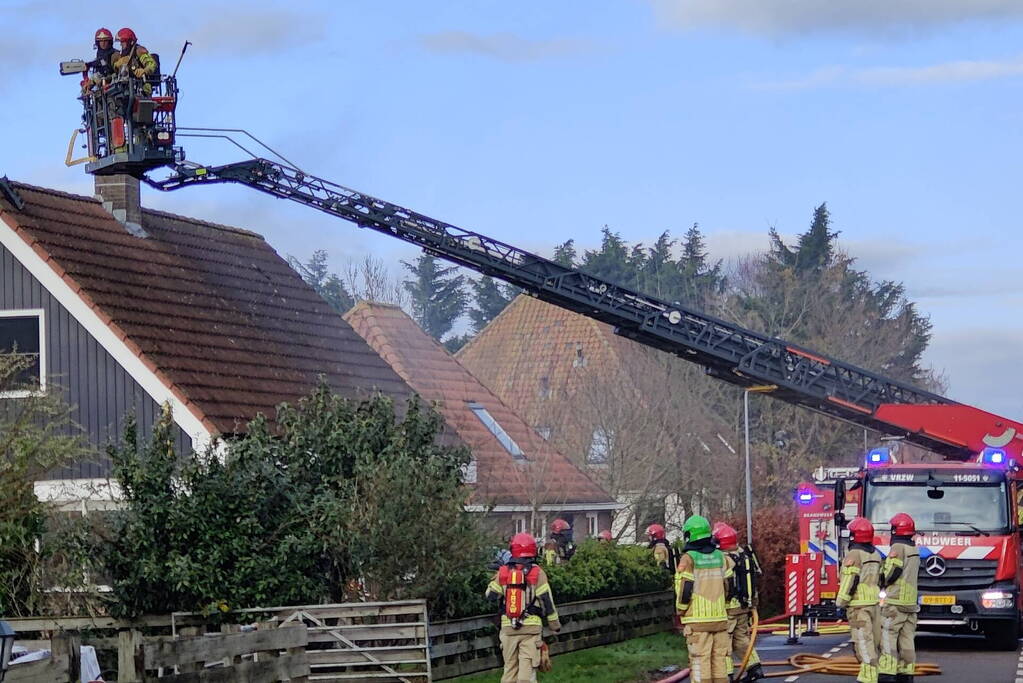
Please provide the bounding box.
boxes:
[587,427,612,465]
[460,458,478,484]
[0,310,45,396]
[536,425,552,441]
[512,515,528,535]
[587,512,599,537]
[468,401,525,460]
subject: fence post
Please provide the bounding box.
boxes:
[50,632,81,683]
[117,629,142,682]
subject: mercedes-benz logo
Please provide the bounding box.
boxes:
[924,555,947,577]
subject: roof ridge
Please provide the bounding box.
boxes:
[9,178,264,239]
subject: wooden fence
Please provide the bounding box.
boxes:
[428,590,676,679]
[173,601,431,682]
[121,622,309,682]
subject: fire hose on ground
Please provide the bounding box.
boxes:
[654,610,942,682]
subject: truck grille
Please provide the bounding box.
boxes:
[917,558,997,591]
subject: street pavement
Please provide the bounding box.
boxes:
[748,628,1022,681]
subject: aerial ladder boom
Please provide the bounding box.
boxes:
[136,156,1023,461]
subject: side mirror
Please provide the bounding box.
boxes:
[834,511,847,528]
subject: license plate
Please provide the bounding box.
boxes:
[921,595,955,606]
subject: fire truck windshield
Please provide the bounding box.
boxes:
[866,481,1009,533]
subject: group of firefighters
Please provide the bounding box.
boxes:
[486,512,919,683]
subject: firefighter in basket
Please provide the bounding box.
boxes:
[878,513,919,683]
[486,532,562,683]
[712,522,764,682]
[837,517,883,683]
[675,515,733,683]
[81,27,117,94]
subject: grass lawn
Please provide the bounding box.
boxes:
[452,632,688,683]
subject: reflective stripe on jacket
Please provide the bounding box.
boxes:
[485,564,561,629]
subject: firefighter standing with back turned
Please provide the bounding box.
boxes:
[837,517,883,683]
[647,523,676,571]
[712,522,764,682]
[486,532,562,683]
[675,515,733,683]
[878,513,919,683]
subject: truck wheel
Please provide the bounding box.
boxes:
[983,619,1020,650]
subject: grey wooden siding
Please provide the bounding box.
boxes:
[1,242,192,478]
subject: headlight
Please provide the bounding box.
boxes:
[981,591,1014,609]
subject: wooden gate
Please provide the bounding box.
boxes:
[173,601,431,682]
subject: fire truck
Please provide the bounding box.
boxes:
[790,439,1023,650]
[60,55,1023,649]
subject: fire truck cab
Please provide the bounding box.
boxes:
[792,446,1022,649]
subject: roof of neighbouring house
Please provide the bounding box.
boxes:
[0,180,412,437]
[344,301,616,507]
[456,294,635,428]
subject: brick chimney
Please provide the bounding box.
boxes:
[95,174,147,237]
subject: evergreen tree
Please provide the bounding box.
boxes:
[401,254,468,341]
[677,223,724,307]
[288,250,355,314]
[469,276,515,333]
[552,239,578,268]
[580,226,642,288]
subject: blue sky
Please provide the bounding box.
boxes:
[3,1,1023,418]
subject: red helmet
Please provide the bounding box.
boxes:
[646,523,666,541]
[509,532,538,559]
[551,518,571,534]
[597,530,613,542]
[116,28,137,44]
[848,517,875,544]
[712,522,739,551]
[95,28,113,43]
[890,513,916,537]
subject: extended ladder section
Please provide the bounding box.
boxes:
[144,158,971,457]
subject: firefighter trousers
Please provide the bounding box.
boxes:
[726,610,760,675]
[499,630,542,683]
[683,625,730,683]
[848,605,881,683]
[878,605,917,677]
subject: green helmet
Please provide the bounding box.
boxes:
[683,515,712,542]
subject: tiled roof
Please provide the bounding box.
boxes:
[344,302,615,507]
[0,181,411,435]
[456,295,634,427]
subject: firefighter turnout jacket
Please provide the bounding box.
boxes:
[113,44,157,78]
[880,537,920,610]
[486,561,562,634]
[674,538,735,631]
[836,542,882,608]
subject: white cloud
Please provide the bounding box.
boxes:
[418,31,597,62]
[755,55,1023,90]
[650,0,1023,38]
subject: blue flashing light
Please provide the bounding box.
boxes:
[981,447,1007,466]
[796,489,814,505]
[866,447,891,467]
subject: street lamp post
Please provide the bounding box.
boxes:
[0,621,16,682]
[743,385,777,547]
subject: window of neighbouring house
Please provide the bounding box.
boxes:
[572,343,587,368]
[0,310,44,396]
[536,425,552,440]
[460,458,478,484]
[539,375,551,400]
[468,401,525,460]
[513,515,527,535]
[586,427,612,465]
[587,512,599,537]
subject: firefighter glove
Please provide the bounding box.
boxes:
[133,67,146,78]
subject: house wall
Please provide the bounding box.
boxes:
[1,242,192,478]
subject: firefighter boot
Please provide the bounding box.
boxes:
[894,676,912,683]
[742,663,765,682]
[878,676,897,683]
